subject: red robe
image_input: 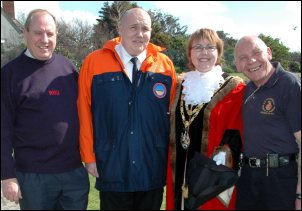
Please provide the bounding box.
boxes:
[166,75,245,210]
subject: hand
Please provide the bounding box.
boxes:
[296,198,301,210]
[2,178,22,204]
[85,162,99,178]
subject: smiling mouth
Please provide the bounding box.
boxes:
[199,58,210,62]
[249,65,261,72]
[38,46,48,50]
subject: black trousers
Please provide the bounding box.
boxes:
[236,161,297,210]
[100,187,164,210]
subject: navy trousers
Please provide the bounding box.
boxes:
[100,187,164,210]
[236,161,297,210]
[16,166,89,210]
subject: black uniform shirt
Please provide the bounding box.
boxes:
[242,62,301,158]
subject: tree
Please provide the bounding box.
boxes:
[56,18,94,70]
[1,43,26,67]
[259,34,290,68]
[289,61,300,72]
[149,9,187,48]
[223,48,236,73]
[215,32,298,73]
[167,34,189,72]
[289,51,301,72]
[148,10,188,71]
[216,31,237,71]
[92,1,137,49]
[290,51,301,63]
[217,31,236,51]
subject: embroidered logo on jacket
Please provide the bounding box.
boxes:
[48,90,60,96]
[153,83,167,98]
[261,98,275,115]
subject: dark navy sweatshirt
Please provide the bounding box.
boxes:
[1,51,82,180]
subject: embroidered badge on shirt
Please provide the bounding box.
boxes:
[261,98,275,115]
[153,83,167,98]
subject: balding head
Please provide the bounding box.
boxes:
[119,8,151,28]
[234,35,268,59]
[24,9,57,32]
[233,35,274,87]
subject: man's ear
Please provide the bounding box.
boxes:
[23,29,28,46]
[117,24,122,36]
[267,47,273,61]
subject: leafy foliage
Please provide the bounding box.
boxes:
[289,61,300,72]
[56,18,94,70]
[92,1,138,49]
[259,34,290,66]
[289,51,301,72]
[148,10,188,71]
[1,43,26,67]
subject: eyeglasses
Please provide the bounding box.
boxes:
[191,44,217,52]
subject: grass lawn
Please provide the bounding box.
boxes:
[87,175,166,210]
[87,176,99,210]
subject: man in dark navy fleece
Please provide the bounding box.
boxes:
[234,35,301,210]
[1,9,89,210]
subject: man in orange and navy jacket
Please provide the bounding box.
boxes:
[77,8,176,210]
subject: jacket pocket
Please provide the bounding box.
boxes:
[151,135,169,180]
[94,138,124,183]
[92,72,126,106]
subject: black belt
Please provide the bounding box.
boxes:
[243,154,297,168]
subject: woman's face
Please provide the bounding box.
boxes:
[190,38,218,73]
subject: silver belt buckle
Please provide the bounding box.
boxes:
[249,158,261,167]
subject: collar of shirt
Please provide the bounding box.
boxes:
[24,49,35,58]
[115,44,146,81]
[265,62,281,88]
[247,62,280,90]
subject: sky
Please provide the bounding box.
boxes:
[9,1,301,52]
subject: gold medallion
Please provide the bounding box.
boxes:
[181,132,190,150]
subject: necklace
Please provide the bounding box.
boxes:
[244,86,261,104]
[180,94,205,149]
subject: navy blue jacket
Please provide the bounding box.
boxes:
[78,38,177,191]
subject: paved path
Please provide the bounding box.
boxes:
[1,183,20,210]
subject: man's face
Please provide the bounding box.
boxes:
[234,38,273,87]
[24,13,57,60]
[119,10,152,56]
